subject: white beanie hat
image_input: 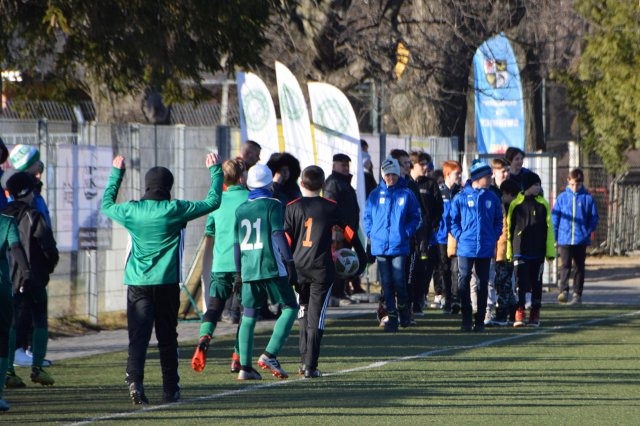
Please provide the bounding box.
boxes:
[246,164,273,190]
[9,145,40,171]
[381,156,401,177]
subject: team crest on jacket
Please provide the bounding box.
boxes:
[398,197,405,206]
[486,200,492,209]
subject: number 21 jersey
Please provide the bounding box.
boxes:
[234,197,287,282]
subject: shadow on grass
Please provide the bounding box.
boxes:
[4,305,640,423]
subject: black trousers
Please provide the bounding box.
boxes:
[558,245,587,296]
[514,258,544,310]
[439,245,459,309]
[298,281,331,370]
[126,284,180,394]
[13,287,48,349]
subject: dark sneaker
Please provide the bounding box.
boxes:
[451,304,461,315]
[473,323,485,332]
[5,370,26,388]
[527,308,540,327]
[460,324,472,332]
[230,353,241,373]
[257,354,288,379]
[30,367,54,386]
[128,382,149,406]
[304,368,322,379]
[162,389,181,404]
[384,315,399,332]
[237,368,262,381]
[0,398,9,412]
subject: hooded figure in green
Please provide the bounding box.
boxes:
[101,153,223,406]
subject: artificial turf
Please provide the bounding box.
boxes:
[3,305,640,425]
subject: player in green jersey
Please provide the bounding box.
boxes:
[234,164,299,380]
[101,152,222,405]
[191,159,248,373]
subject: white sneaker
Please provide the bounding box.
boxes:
[257,354,289,379]
[14,348,31,367]
[25,349,53,367]
[434,295,444,309]
[484,309,496,326]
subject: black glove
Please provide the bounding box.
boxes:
[286,260,300,292]
[366,241,376,264]
[233,274,243,294]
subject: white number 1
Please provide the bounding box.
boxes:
[240,218,264,251]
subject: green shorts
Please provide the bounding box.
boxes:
[209,272,238,301]
[241,276,298,310]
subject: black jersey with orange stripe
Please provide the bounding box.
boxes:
[284,196,352,283]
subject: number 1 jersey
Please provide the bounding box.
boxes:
[284,196,349,283]
[234,197,287,282]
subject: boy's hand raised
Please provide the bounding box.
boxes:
[205,153,220,168]
[113,155,126,170]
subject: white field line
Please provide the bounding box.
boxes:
[66,310,640,425]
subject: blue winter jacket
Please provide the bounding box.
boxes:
[364,178,422,256]
[552,186,599,245]
[450,181,503,258]
[435,183,460,245]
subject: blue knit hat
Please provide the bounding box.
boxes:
[469,159,492,181]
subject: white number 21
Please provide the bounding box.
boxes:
[240,218,264,251]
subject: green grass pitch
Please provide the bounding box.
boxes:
[4,305,640,425]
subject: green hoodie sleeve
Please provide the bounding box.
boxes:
[101,167,126,223]
[506,196,520,262]
[177,163,224,222]
[541,196,556,259]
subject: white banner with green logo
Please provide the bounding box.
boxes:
[275,62,316,169]
[308,82,365,225]
[237,72,279,164]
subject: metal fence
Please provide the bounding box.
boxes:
[607,171,640,255]
[4,115,636,320]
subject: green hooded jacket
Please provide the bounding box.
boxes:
[101,164,223,285]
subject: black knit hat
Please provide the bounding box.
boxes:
[522,172,541,192]
[6,171,35,199]
[333,153,351,163]
[145,167,174,192]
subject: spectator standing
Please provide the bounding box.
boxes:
[450,160,502,332]
[4,172,58,387]
[507,173,556,327]
[408,151,443,316]
[436,161,462,314]
[552,168,598,305]
[324,153,364,302]
[267,152,302,209]
[505,147,533,190]
[0,204,31,411]
[493,179,521,325]
[364,157,422,332]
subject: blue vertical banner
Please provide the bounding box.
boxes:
[474,33,525,154]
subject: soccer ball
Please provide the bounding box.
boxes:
[333,248,360,278]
